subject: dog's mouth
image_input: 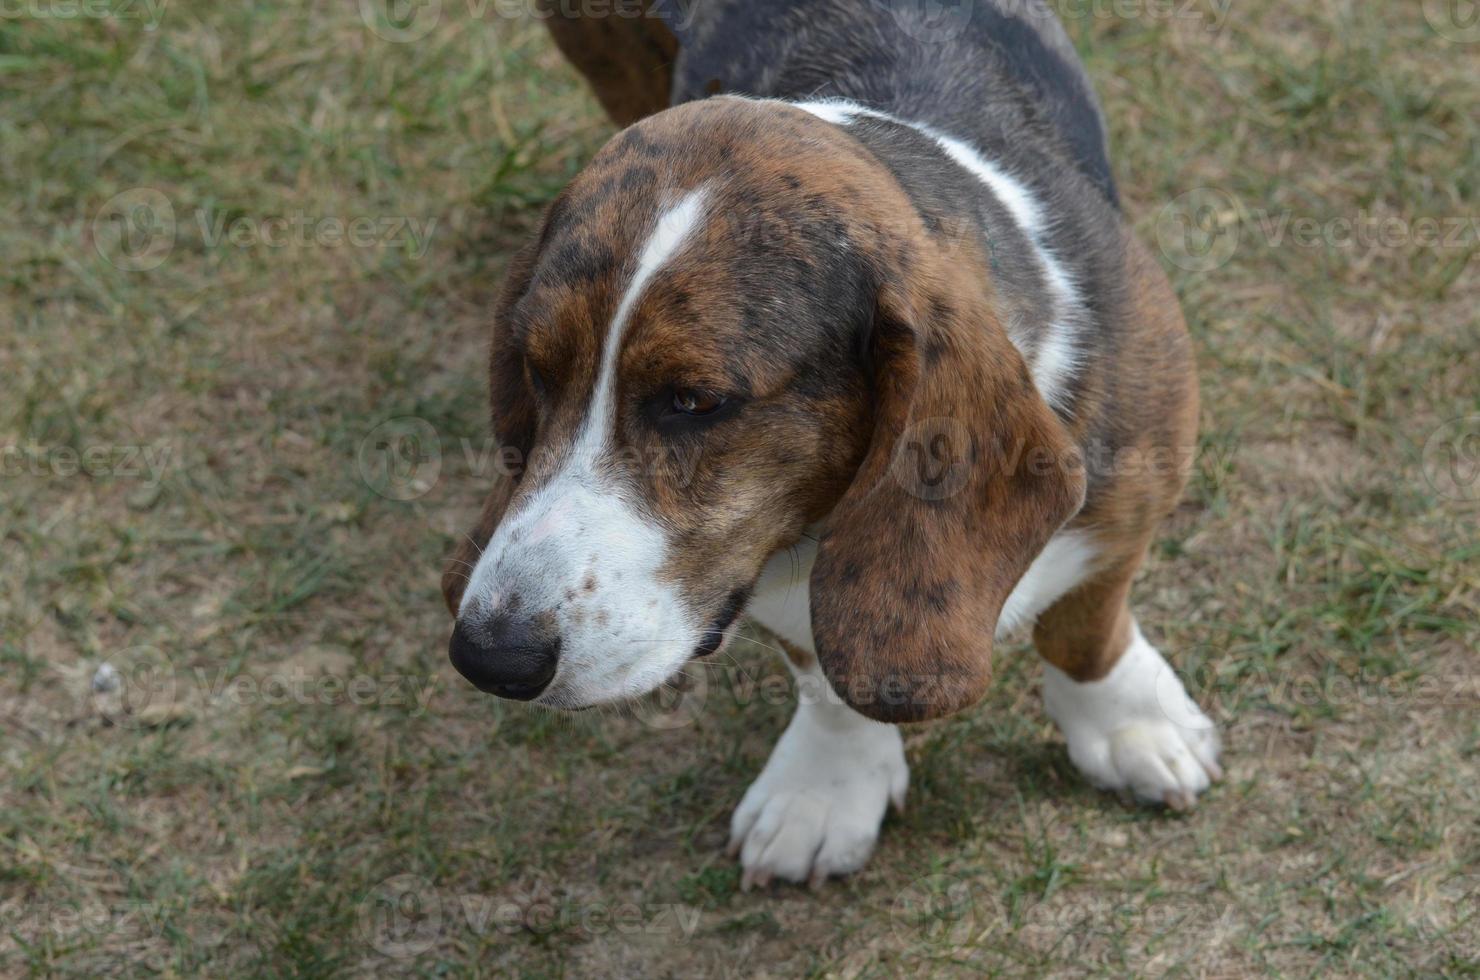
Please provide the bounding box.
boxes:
[691,587,751,659]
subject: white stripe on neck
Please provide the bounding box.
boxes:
[792,98,1085,413]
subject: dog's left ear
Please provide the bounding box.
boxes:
[809,271,1087,723]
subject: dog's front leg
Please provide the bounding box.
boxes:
[731,543,908,890]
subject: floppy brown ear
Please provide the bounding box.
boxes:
[809,274,1087,723]
[439,233,543,616]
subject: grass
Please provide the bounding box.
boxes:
[1,0,1477,975]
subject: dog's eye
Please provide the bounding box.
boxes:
[527,362,547,397]
[671,389,725,416]
[646,386,741,432]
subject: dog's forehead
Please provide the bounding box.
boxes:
[516,100,894,377]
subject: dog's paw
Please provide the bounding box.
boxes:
[728,703,907,889]
[1043,624,1222,810]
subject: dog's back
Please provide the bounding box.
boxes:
[670,0,1117,207]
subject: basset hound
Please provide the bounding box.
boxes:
[442,0,1222,888]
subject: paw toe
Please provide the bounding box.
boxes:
[812,812,880,878]
[732,789,886,888]
[1108,722,1216,808]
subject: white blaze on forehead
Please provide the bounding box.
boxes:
[791,98,1085,413]
[579,185,710,456]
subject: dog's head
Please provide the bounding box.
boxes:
[442,97,1084,721]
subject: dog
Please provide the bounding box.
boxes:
[442,0,1222,889]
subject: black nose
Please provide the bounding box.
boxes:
[448,615,560,700]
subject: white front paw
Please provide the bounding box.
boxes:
[1044,625,1222,810]
[728,703,908,889]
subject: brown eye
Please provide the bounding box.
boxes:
[671,389,725,416]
